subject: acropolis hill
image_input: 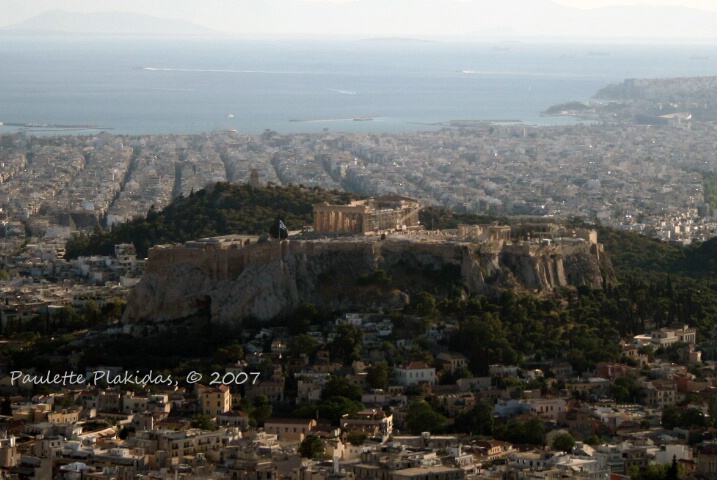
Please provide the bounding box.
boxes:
[123,221,610,325]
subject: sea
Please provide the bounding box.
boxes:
[0,36,715,136]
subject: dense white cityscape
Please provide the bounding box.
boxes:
[1,118,715,248]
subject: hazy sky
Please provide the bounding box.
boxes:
[1,0,716,38]
[551,0,714,8]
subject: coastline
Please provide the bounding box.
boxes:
[289,116,380,122]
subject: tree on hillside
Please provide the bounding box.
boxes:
[408,291,438,318]
[347,431,369,446]
[451,313,519,376]
[661,405,681,430]
[248,395,272,427]
[627,461,685,480]
[366,362,390,390]
[524,417,546,446]
[101,297,126,322]
[679,408,706,429]
[212,341,244,365]
[287,303,323,335]
[293,396,364,424]
[299,435,326,459]
[286,334,321,359]
[321,376,363,402]
[405,401,446,434]
[319,396,364,424]
[329,323,364,365]
[494,417,545,446]
[191,414,217,431]
[456,401,494,436]
[552,433,576,453]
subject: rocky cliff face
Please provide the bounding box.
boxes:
[123,237,610,324]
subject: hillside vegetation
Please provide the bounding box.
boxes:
[65,182,360,259]
[598,227,717,278]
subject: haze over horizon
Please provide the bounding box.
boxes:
[1,0,716,40]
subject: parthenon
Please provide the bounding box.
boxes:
[313,195,421,234]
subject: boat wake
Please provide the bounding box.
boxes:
[143,67,301,75]
[144,87,196,92]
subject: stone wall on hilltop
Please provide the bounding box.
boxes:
[122,237,609,324]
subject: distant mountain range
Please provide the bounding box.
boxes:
[1,2,715,40]
[0,10,218,36]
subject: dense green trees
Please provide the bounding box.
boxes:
[357,269,393,287]
[433,265,715,375]
[65,183,361,259]
[2,299,127,339]
[347,431,369,445]
[599,227,717,279]
[449,313,520,376]
[286,334,321,359]
[551,433,576,453]
[418,207,496,230]
[405,401,446,434]
[611,375,646,404]
[212,341,244,365]
[293,396,364,424]
[299,435,326,459]
[320,397,364,424]
[407,292,439,318]
[366,362,390,390]
[191,414,218,431]
[661,405,706,430]
[703,172,717,215]
[455,401,495,436]
[286,303,329,335]
[329,323,364,365]
[627,460,685,480]
[494,417,545,446]
[243,395,273,427]
[320,376,363,402]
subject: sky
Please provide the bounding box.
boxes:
[1,0,716,38]
[551,0,714,8]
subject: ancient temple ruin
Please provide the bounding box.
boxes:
[313,195,421,234]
